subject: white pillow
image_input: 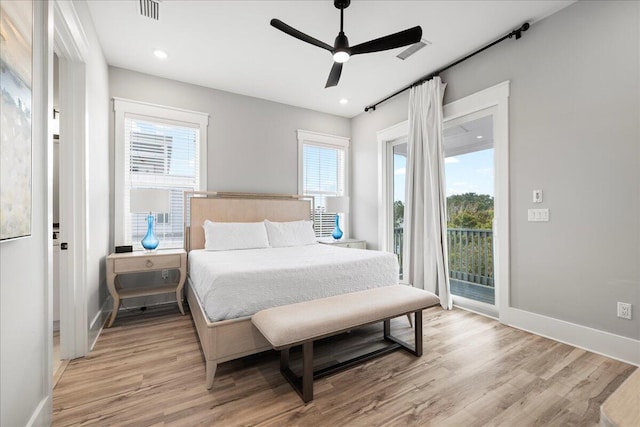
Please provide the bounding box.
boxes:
[264,220,317,248]
[203,220,269,251]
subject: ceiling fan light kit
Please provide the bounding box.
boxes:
[271,0,422,88]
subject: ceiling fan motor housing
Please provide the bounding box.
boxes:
[334,32,350,53]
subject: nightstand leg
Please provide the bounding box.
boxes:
[108,295,120,328]
[176,288,185,315]
[176,257,187,315]
[106,269,120,328]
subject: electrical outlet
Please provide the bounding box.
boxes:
[617,302,632,320]
[161,269,169,280]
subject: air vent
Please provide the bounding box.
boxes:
[139,0,160,20]
[396,39,431,60]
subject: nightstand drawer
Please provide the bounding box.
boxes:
[114,254,181,273]
[341,242,366,249]
[318,239,367,250]
[335,242,366,249]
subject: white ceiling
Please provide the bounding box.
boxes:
[87,0,574,118]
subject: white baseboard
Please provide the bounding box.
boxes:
[26,395,51,427]
[502,307,640,366]
[88,296,112,351]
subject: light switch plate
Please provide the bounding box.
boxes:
[533,189,543,203]
[528,208,549,222]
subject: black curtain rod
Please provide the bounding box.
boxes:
[364,22,530,113]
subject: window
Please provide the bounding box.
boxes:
[297,130,349,237]
[114,99,208,249]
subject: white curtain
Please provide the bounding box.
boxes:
[403,77,452,309]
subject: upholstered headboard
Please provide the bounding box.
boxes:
[184,192,313,252]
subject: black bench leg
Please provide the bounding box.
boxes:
[302,341,313,402]
[415,310,423,356]
[280,311,424,404]
[280,342,314,403]
[384,310,423,356]
[280,347,290,371]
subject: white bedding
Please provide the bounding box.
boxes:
[188,244,399,322]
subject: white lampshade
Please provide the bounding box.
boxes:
[325,196,350,214]
[130,188,170,213]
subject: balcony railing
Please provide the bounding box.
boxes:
[393,227,494,287]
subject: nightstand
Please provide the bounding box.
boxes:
[318,238,367,249]
[106,249,187,327]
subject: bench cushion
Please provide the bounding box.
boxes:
[251,285,440,349]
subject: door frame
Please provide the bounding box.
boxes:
[53,0,90,359]
[377,121,409,254]
[442,81,510,319]
[377,81,510,318]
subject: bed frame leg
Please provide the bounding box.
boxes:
[206,360,217,390]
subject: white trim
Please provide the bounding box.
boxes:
[53,0,88,62]
[112,97,210,121]
[296,129,350,148]
[297,129,351,237]
[442,81,510,318]
[442,81,510,119]
[25,395,51,427]
[503,307,640,366]
[376,121,408,254]
[53,0,91,363]
[88,296,113,351]
[35,1,54,426]
[113,98,209,247]
[57,56,88,359]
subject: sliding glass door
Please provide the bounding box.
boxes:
[391,140,407,280]
[443,110,496,313]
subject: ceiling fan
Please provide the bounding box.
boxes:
[271,0,422,88]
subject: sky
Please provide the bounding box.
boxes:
[394,147,494,203]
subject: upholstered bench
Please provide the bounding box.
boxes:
[252,285,440,402]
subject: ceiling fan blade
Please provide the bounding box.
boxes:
[325,62,343,88]
[270,19,333,52]
[351,26,422,55]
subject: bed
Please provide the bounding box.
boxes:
[183,192,399,388]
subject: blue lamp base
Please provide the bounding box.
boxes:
[331,214,343,240]
[141,214,159,251]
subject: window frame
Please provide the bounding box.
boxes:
[113,98,209,248]
[297,129,350,238]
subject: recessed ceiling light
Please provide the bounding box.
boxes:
[339,98,348,105]
[476,135,483,139]
[153,49,168,59]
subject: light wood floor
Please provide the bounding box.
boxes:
[53,305,636,426]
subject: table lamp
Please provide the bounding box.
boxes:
[130,188,170,251]
[324,196,350,240]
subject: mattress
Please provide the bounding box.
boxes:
[188,244,399,322]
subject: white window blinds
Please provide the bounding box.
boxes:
[301,139,348,238]
[124,116,201,249]
[114,99,208,250]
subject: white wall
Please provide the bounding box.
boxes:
[351,0,639,343]
[0,1,53,425]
